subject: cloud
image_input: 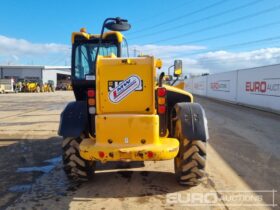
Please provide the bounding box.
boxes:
[0,35,70,65]
[130,44,206,57]
[130,45,280,75]
[130,44,209,75]
[1,34,280,73]
[195,48,280,74]
[0,35,69,55]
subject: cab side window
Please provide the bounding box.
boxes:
[121,39,129,57]
[75,45,90,79]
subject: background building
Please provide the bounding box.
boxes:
[0,65,71,87]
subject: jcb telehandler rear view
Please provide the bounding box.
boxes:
[58,17,209,186]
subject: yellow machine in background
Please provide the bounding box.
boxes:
[41,80,55,92]
[18,79,55,93]
[22,80,40,92]
[58,17,208,187]
[66,84,72,91]
[56,79,72,91]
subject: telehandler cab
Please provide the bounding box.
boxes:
[58,17,209,186]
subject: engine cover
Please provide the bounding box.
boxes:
[96,57,156,114]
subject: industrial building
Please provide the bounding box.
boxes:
[0,65,71,88]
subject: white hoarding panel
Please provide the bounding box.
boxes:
[184,79,193,92]
[207,71,237,102]
[192,76,207,96]
[237,65,280,112]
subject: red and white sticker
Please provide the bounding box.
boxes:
[108,75,141,103]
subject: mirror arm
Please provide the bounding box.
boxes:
[158,72,165,87]
[168,65,174,75]
[171,77,179,86]
[93,17,116,74]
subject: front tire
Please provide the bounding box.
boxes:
[174,116,207,186]
[62,135,96,181]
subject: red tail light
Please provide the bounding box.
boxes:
[98,151,105,158]
[158,105,166,114]
[147,151,154,158]
[87,89,95,97]
[157,87,166,114]
[157,87,166,97]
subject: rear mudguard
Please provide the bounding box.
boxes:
[174,102,209,141]
[58,101,88,138]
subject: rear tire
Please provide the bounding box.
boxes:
[62,135,96,181]
[174,121,206,186]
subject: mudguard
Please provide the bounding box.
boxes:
[174,102,209,141]
[58,101,88,137]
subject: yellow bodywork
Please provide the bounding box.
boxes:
[23,82,39,92]
[41,84,51,92]
[79,55,181,162]
[72,31,123,44]
[164,84,193,102]
[173,81,184,90]
[27,83,37,92]
[80,115,179,162]
[80,137,179,162]
[96,56,156,114]
[96,114,159,145]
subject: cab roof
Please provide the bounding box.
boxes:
[71,31,124,44]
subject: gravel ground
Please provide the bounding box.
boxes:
[0,92,279,210]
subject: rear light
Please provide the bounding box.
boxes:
[87,89,95,97]
[158,105,166,114]
[98,151,105,158]
[158,97,165,105]
[87,89,96,113]
[147,151,154,158]
[157,87,166,97]
[88,98,96,106]
[157,87,166,114]
[88,107,96,114]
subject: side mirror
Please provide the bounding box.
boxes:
[104,17,131,31]
[173,60,182,77]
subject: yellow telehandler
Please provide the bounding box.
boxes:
[41,80,55,92]
[21,80,40,92]
[58,17,208,186]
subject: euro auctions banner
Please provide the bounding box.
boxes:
[184,79,193,93]
[184,64,280,113]
[244,79,280,97]
[207,71,237,102]
[237,65,280,112]
[192,76,207,96]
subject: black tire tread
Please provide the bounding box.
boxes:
[174,115,207,186]
[62,136,95,181]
